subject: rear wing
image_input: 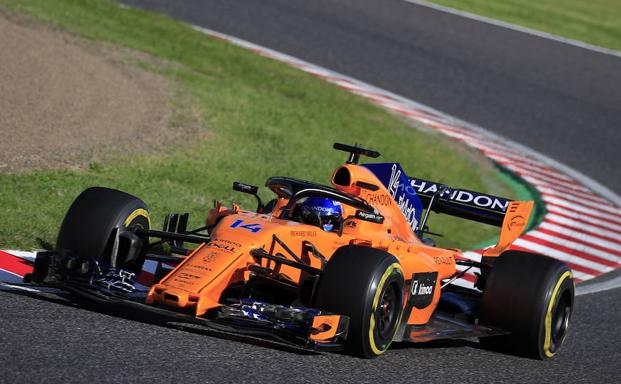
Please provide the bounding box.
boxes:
[413,176,534,256]
[410,177,511,227]
[363,163,519,227]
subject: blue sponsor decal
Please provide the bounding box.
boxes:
[362,163,423,231]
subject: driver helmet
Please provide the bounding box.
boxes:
[297,197,343,232]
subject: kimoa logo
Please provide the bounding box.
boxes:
[411,280,434,296]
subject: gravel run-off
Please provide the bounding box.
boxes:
[0,11,175,172]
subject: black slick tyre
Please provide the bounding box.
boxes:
[478,250,574,359]
[56,187,150,272]
[313,245,405,358]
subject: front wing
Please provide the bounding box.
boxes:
[29,278,349,352]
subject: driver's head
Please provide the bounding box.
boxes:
[296,197,343,231]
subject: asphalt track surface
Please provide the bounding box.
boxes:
[2,1,621,383]
[0,283,619,383]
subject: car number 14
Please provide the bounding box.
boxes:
[229,219,263,233]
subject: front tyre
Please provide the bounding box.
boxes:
[313,245,405,358]
[478,250,574,359]
[56,187,150,273]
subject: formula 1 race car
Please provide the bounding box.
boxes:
[26,143,574,359]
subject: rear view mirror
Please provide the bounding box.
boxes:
[232,181,264,213]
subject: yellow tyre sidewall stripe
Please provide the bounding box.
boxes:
[368,262,404,356]
[543,270,573,357]
[123,208,151,229]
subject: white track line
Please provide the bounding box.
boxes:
[4,250,36,261]
[576,274,621,296]
[497,161,575,183]
[0,281,63,294]
[545,215,621,241]
[526,231,620,264]
[402,0,621,59]
[0,282,40,292]
[0,269,24,281]
[513,238,611,274]
[546,206,621,233]
[542,194,621,218]
[537,222,621,249]
[539,188,614,209]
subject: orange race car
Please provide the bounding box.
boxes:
[26,143,574,359]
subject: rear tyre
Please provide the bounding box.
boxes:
[313,245,405,358]
[56,187,150,272]
[478,250,574,359]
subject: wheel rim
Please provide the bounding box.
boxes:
[550,290,572,353]
[376,283,399,340]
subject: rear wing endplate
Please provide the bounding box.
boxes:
[483,200,533,256]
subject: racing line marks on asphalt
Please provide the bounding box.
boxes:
[1,20,620,294]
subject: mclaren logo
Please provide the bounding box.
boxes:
[508,215,526,231]
[201,253,218,263]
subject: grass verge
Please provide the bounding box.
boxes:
[426,0,621,52]
[0,0,518,250]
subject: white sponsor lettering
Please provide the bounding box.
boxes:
[410,179,509,213]
[358,211,376,220]
[473,195,492,207]
[492,198,509,211]
[389,164,419,231]
[455,190,474,203]
[388,164,401,197]
[424,184,438,194]
[418,284,433,295]
[411,179,426,193]
[410,280,434,296]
